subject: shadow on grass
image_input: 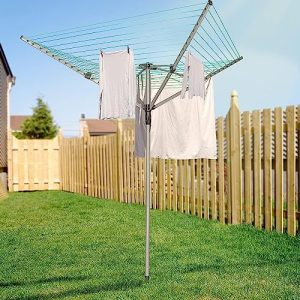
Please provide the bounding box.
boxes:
[10,279,144,300]
[182,259,300,273]
[0,275,89,288]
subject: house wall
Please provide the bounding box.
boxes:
[0,59,8,170]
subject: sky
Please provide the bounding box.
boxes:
[1,0,299,136]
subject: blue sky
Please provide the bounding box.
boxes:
[1,0,299,135]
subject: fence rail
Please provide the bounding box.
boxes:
[7,93,300,236]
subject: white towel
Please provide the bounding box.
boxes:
[135,79,217,159]
[181,51,205,99]
[99,49,136,119]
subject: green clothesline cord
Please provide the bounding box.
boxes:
[30,2,207,40]
[21,0,242,86]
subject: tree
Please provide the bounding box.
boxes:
[15,98,58,139]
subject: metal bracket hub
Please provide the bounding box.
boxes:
[170,65,176,73]
[144,104,152,125]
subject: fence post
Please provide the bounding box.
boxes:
[286,106,296,236]
[83,126,89,196]
[226,90,242,224]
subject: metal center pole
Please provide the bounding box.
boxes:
[145,63,151,281]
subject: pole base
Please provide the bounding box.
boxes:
[145,275,150,281]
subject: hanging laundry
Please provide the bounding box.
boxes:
[181,51,205,99]
[135,79,217,160]
[99,49,136,119]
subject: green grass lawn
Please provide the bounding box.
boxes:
[0,192,299,300]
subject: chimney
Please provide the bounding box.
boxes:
[81,113,85,119]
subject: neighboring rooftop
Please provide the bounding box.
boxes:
[0,44,13,78]
[81,119,117,136]
[10,115,31,131]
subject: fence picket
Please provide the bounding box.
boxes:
[253,110,262,229]
[211,159,217,220]
[217,118,225,224]
[179,160,184,213]
[184,160,189,214]
[191,159,196,215]
[263,109,272,231]
[152,158,157,209]
[286,106,296,235]
[204,159,209,219]
[197,159,202,218]
[275,107,283,233]
[167,160,172,210]
[243,112,252,224]
[172,159,178,212]
[158,159,165,211]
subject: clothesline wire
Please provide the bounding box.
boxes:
[212,5,240,57]
[21,0,242,86]
[74,43,185,57]
[51,26,194,52]
[192,39,224,69]
[200,27,229,61]
[40,23,237,72]
[46,21,237,70]
[35,10,202,44]
[67,34,233,68]
[50,33,135,50]
[189,45,217,73]
[81,49,182,60]
[195,32,227,64]
[204,16,236,60]
[67,38,190,56]
[208,10,239,58]
[27,5,238,63]
[45,40,226,77]
[30,2,207,39]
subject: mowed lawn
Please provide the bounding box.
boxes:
[0,192,299,300]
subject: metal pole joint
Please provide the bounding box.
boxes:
[144,104,152,125]
[170,65,176,73]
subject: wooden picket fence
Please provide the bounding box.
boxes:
[58,94,300,236]
[60,134,119,200]
[7,93,300,236]
[8,133,61,192]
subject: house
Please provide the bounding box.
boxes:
[10,115,31,132]
[80,115,117,137]
[0,44,15,193]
